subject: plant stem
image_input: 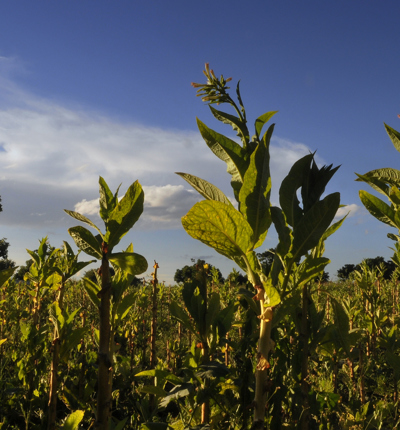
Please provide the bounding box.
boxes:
[94,248,112,430]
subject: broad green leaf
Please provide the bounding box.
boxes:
[170,301,196,335]
[99,176,120,222]
[261,276,281,307]
[239,124,273,248]
[389,186,400,207]
[359,190,396,228]
[0,266,17,287]
[68,226,102,259]
[139,385,167,398]
[113,418,129,430]
[270,206,293,282]
[64,210,103,236]
[255,111,278,139]
[385,123,400,153]
[0,338,6,346]
[244,250,262,274]
[61,410,84,430]
[26,249,40,268]
[105,180,144,250]
[197,118,247,198]
[176,172,233,205]
[295,256,330,287]
[60,327,88,362]
[135,369,183,385]
[355,173,390,198]
[279,153,313,227]
[331,298,351,357]
[109,252,148,276]
[210,105,249,144]
[356,168,400,189]
[182,200,254,259]
[292,193,340,260]
[205,293,221,336]
[83,277,101,308]
[114,292,137,321]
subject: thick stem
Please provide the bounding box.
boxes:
[252,303,273,429]
[94,251,112,430]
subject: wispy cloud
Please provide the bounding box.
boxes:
[0,56,323,232]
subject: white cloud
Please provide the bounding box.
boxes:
[0,57,320,232]
[335,203,361,219]
[74,198,99,216]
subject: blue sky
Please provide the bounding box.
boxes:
[0,1,399,283]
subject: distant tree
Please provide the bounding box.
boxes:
[337,264,358,281]
[315,271,329,283]
[174,258,224,284]
[337,257,396,281]
[0,197,16,272]
[0,238,16,271]
[257,248,275,276]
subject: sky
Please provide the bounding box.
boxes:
[0,1,399,284]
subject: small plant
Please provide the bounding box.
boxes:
[65,177,148,430]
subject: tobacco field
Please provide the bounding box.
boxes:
[1,66,400,430]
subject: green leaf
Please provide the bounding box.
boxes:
[279,154,314,226]
[296,256,330,287]
[64,209,103,237]
[209,105,249,144]
[270,206,293,282]
[99,176,120,222]
[170,301,196,335]
[61,410,84,430]
[330,298,351,357]
[138,385,167,398]
[114,292,137,321]
[135,369,183,385]
[197,118,247,198]
[355,173,391,198]
[176,172,233,205]
[255,111,278,139]
[68,226,102,259]
[109,252,148,276]
[0,266,17,287]
[385,123,400,153]
[113,418,129,430]
[239,124,273,248]
[83,277,101,308]
[26,249,40,268]
[261,276,281,307]
[60,327,88,362]
[182,200,254,260]
[205,293,221,336]
[292,193,340,260]
[0,338,7,346]
[359,190,396,227]
[105,180,144,250]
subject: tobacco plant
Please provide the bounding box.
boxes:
[179,64,343,428]
[65,177,148,430]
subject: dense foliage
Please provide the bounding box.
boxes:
[1,66,400,429]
